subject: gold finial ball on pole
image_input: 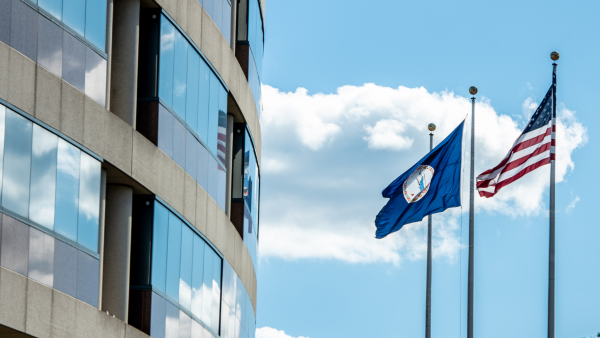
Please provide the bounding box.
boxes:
[469,86,478,95]
[428,123,436,132]
[550,51,560,61]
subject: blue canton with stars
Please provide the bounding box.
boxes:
[522,68,556,134]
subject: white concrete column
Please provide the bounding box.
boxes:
[102,184,133,323]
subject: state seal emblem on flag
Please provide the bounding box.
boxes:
[403,165,434,203]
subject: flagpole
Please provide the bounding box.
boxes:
[467,86,477,338]
[425,123,436,338]
[548,51,559,338]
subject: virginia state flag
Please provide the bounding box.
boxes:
[375,121,464,239]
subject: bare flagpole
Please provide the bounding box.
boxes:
[548,51,559,338]
[425,123,436,338]
[467,86,477,338]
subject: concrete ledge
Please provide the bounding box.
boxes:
[0,44,258,311]
[0,266,150,338]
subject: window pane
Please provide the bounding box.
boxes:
[191,321,203,338]
[28,228,55,287]
[202,246,214,324]
[62,0,85,36]
[85,48,107,106]
[185,131,197,182]
[37,15,63,77]
[203,0,213,20]
[222,0,231,45]
[2,110,33,218]
[77,153,100,252]
[158,16,175,108]
[166,302,180,338]
[172,118,186,169]
[207,155,218,201]
[0,106,6,197]
[53,239,77,297]
[213,0,222,33]
[166,213,182,301]
[63,32,86,92]
[191,236,205,318]
[178,310,192,338]
[217,164,225,211]
[54,139,80,241]
[10,0,37,61]
[39,0,62,20]
[158,105,174,158]
[0,214,29,276]
[198,62,210,144]
[152,201,169,292]
[0,0,11,45]
[197,145,209,191]
[217,88,227,167]
[211,255,221,331]
[29,125,58,230]
[179,225,193,311]
[207,73,220,154]
[172,31,188,119]
[76,250,99,307]
[151,292,167,338]
[185,50,200,135]
[84,0,107,51]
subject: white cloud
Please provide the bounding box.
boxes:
[565,195,580,214]
[256,327,309,338]
[259,84,587,265]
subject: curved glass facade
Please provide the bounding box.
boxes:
[243,129,259,268]
[221,261,256,338]
[199,0,232,45]
[0,102,102,308]
[237,0,264,115]
[0,0,108,105]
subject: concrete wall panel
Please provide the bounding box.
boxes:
[60,81,85,144]
[0,43,9,100]
[0,268,27,332]
[8,49,36,116]
[24,279,53,338]
[34,66,62,130]
[183,173,197,225]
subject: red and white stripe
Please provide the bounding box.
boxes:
[477,119,556,198]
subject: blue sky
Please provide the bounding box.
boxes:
[255,1,599,337]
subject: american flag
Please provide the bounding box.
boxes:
[477,70,556,198]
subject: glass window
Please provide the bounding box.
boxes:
[191,236,205,318]
[85,48,107,106]
[10,0,38,61]
[37,15,63,77]
[0,107,6,199]
[211,254,221,331]
[201,246,214,326]
[29,125,58,230]
[185,50,200,135]
[152,201,169,292]
[217,88,227,167]
[172,31,188,119]
[158,105,174,158]
[207,155,218,200]
[217,165,226,211]
[213,0,222,33]
[63,32,86,92]
[166,213,182,302]
[203,0,213,20]
[76,250,99,307]
[198,62,210,144]
[54,139,80,242]
[222,0,231,45]
[0,215,30,276]
[166,302,180,338]
[84,0,107,51]
[0,0,11,45]
[172,119,187,169]
[151,292,168,338]
[179,225,193,311]
[39,0,62,21]
[179,310,192,338]
[2,110,33,218]
[185,132,198,182]
[159,17,175,108]
[197,145,209,192]
[53,239,77,297]
[77,153,101,252]
[207,73,220,155]
[191,321,204,338]
[28,228,55,287]
[62,0,85,36]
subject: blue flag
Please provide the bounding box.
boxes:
[375,121,464,239]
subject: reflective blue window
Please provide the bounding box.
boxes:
[198,62,211,143]
[172,119,186,169]
[211,253,221,330]
[84,0,107,51]
[38,15,63,77]
[217,88,227,167]
[29,125,58,230]
[152,201,169,293]
[191,236,205,318]
[77,153,101,252]
[39,0,63,21]
[172,31,188,120]
[159,17,176,108]
[201,246,214,327]
[166,213,182,302]
[54,140,81,242]
[196,145,209,191]
[220,261,256,338]
[0,107,5,203]
[2,110,33,218]
[62,0,85,36]
[243,130,259,268]
[185,131,198,182]
[185,50,200,135]
[85,48,107,106]
[208,72,220,155]
[179,225,193,311]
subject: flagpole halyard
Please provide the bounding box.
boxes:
[548,51,559,338]
[425,123,435,338]
[467,86,477,338]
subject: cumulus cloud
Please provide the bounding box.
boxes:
[256,327,309,338]
[259,84,587,265]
